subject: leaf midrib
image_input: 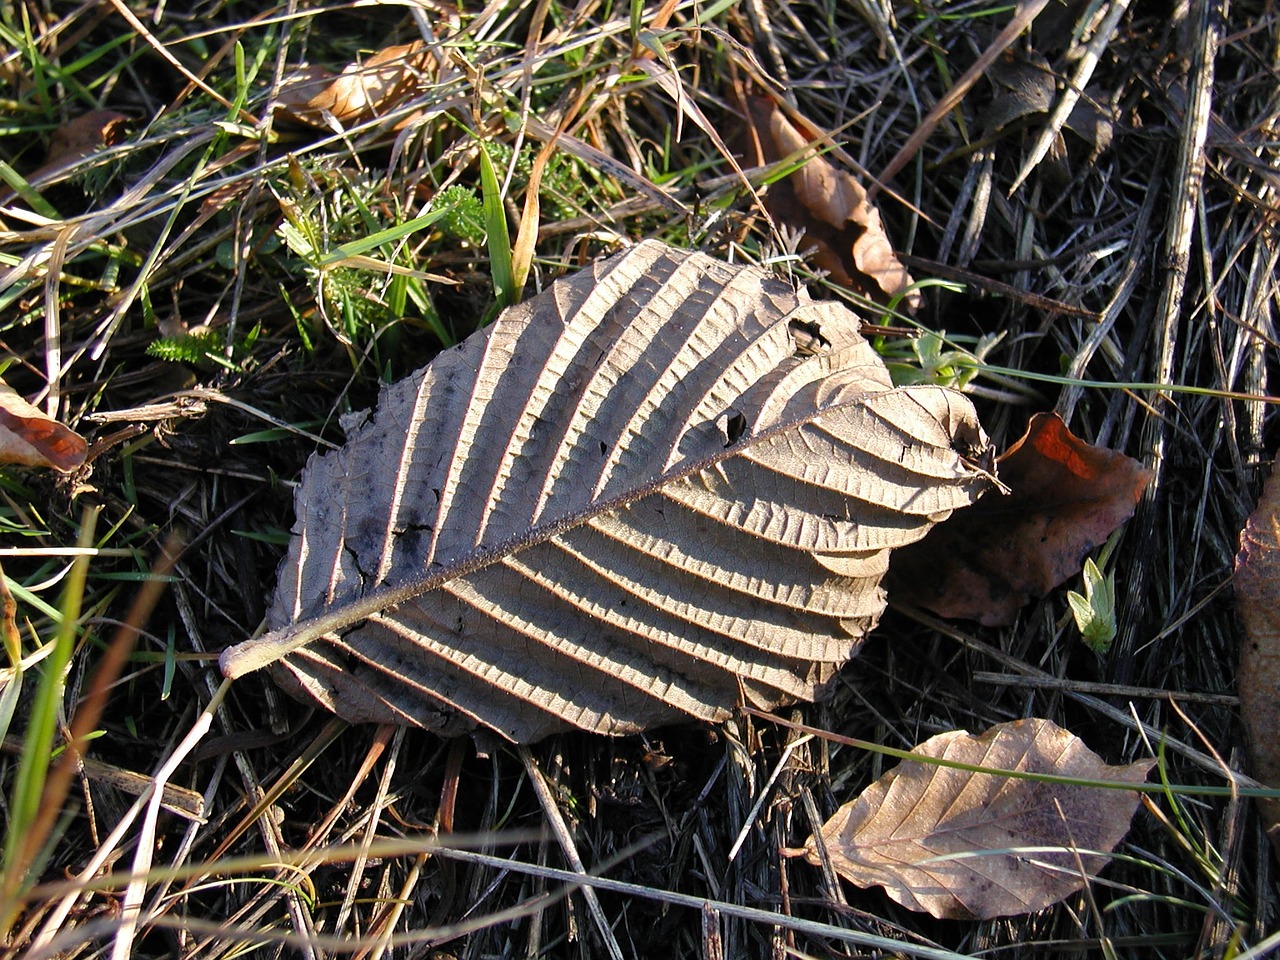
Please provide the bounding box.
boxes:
[219,389,907,679]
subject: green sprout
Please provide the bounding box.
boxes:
[1067,556,1117,653]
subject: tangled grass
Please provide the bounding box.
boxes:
[1,0,1276,956]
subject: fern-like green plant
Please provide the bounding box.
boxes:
[434,185,486,246]
[147,330,225,364]
[147,325,259,371]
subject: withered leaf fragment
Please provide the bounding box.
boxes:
[39,110,130,179]
[221,242,993,742]
[0,380,87,473]
[742,96,917,306]
[1234,463,1280,860]
[274,42,435,130]
[804,718,1153,919]
[982,49,1056,134]
[889,413,1152,625]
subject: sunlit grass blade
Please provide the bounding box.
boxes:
[478,140,516,309]
[0,159,61,219]
[0,562,23,748]
[316,204,455,267]
[1,505,100,928]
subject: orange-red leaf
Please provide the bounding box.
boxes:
[1234,463,1280,860]
[742,96,917,306]
[888,413,1152,625]
[0,381,86,473]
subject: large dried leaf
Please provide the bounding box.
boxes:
[742,96,918,306]
[221,242,992,742]
[0,380,86,473]
[1234,463,1280,859]
[804,718,1153,919]
[889,413,1152,625]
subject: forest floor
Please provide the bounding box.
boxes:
[1,0,1277,957]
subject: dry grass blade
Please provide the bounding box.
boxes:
[102,0,257,124]
[873,0,1054,191]
[520,745,625,960]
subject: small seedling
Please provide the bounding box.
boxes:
[1067,556,1117,653]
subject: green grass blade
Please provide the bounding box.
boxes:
[0,159,61,219]
[478,141,516,309]
[2,505,100,907]
[316,205,456,267]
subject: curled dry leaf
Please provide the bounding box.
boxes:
[1234,463,1280,859]
[982,49,1057,135]
[221,242,993,742]
[888,412,1152,625]
[803,718,1153,920]
[742,96,918,306]
[274,42,436,129]
[0,380,87,473]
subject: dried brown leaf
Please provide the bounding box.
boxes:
[1234,463,1280,860]
[982,49,1056,134]
[742,96,917,306]
[1064,93,1115,156]
[983,49,1114,183]
[274,42,435,129]
[805,718,1153,919]
[0,380,87,473]
[10,110,130,197]
[888,413,1152,625]
[45,109,129,163]
[221,243,993,742]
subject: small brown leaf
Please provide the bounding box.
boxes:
[804,718,1152,920]
[14,110,131,194]
[1064,94,1115,156]
[45,110,130,164]
[1234,462,1280,860]
[0,380,87,473]
[742,96,917,306]
[274,42,435,129]
[981,49,1055,134]
[888,413,1152,625]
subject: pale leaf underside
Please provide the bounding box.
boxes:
[221,242,992,742]
[806,718,1153,919]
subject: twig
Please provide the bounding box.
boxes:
[519,746,625,960]
[872,0,1053,193]
[1008,0,1133,195]
[1114,0,1221,685]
